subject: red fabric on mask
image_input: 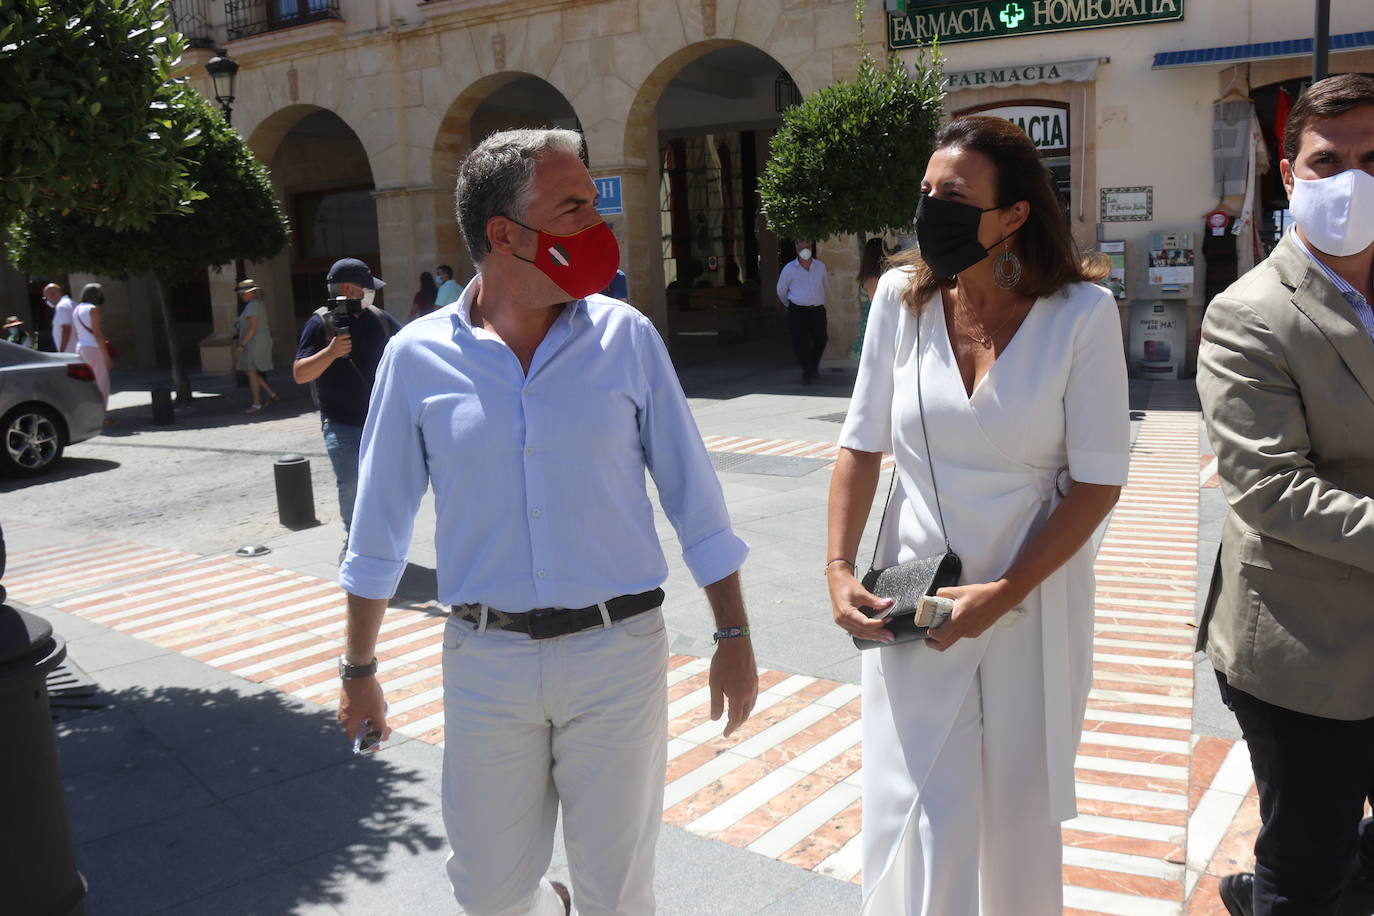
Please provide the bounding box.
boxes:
[525,221,620,300]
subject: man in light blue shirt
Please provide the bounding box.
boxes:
[337,128,757,916]
[433,264,463,307]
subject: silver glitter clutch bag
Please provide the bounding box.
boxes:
[851,310,961,651]
[853,550,962,650]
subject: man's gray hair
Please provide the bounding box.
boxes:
[456,128,586,266]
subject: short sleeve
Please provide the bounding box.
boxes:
[295,315,326,362]
[837,269,905,453]
[1064,289,1130,485]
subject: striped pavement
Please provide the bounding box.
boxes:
[4,408,1240,913]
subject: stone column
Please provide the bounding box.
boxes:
[373,185,468,321]
[818,235,860,371]
[588,163,662,329]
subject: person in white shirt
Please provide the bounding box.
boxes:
[72,283,114,412]
[776,242,829,383]
[433,264,464,307]
[43,283,76,353]
[337,128,758,916]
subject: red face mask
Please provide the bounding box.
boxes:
[508,217,620,300]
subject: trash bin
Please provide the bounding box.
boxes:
[0,606,85,915]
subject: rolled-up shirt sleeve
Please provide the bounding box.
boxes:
[1064,290,1131,486]
[634,318,749,587]
[339,341,431,599]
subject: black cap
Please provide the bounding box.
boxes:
[326,257,385,290]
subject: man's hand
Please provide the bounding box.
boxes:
[326,330,353,359]
[709,637,757,738]
[338,675,391,743]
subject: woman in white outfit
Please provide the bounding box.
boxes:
[826,117,1130,915]
[73,283,114,417]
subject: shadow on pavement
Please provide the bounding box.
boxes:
[57,681,447,915]
[392,563,444,614]
[0,457,122,492]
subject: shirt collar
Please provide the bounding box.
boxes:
[1289,228,1370,306]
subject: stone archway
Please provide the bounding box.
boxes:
[204,105,381,366]
[427,74,583,282]
[622,41,801,362]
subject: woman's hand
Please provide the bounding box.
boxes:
[925,581,1019,652]
[827,564,895,643]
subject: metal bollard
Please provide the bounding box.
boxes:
[150,387,174,425]
[273,454,317,529]
[0,607,87,916]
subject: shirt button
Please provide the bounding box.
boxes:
[531,508,541,518]
[523,387,531,396]
[525,447,534,456]
[537,569,547,579]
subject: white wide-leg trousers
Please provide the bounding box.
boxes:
[862,614,1066,916]
[440,607,669,916]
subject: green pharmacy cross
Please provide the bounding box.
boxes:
[999,2,1026,28]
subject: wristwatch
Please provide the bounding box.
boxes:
[338,656,378,680]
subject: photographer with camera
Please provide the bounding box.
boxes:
[293,258,400,558]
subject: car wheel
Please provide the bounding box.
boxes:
[1,405,66,476]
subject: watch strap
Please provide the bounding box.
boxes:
[338,656,378,679]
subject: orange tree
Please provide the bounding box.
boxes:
[0,0,206,230]
[10,89,289,401]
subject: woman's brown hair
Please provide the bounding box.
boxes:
[892,115,1107,315]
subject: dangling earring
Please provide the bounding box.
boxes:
[993,241,1022,290]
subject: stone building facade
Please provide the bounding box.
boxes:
[5,0,1371,380]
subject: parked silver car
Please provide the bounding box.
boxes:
[0,341,106,475]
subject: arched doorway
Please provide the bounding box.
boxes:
[628,44,799,361]
[264,108,380,321]
[430,75,583,282]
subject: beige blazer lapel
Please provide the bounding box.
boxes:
[1274,237,1374,405]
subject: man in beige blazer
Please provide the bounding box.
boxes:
[1197,73,1374,916]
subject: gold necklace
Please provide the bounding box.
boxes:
[956,299,1021,348]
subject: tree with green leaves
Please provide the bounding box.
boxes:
[10,88,290,401]
[0,0,206,230]
[758,4,944,242]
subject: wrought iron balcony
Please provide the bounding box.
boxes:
[169,0,217,49]
[225,0,341,41]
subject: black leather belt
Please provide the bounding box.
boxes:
[451,588,664,639]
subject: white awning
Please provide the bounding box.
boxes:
[943,58,1104,92]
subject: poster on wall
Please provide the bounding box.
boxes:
[1098,240,1127,299]
[1148,234,1195,286]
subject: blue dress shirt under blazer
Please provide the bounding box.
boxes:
[339,281,749,611]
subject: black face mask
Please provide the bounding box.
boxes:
[915,194,1014,280]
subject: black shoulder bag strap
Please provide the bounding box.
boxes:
[867,306,952,571]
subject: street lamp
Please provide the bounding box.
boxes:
[206,51,239,121]
[206,51,245,284]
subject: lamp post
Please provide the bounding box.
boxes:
[1313,0,1331,82]
[206,51,245,283]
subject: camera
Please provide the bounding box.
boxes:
[325,296,363,333]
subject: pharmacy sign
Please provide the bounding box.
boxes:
[888,0,1184,48]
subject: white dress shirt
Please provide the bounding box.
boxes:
[776,258,828,306]
[51,296,76,352]
[340,281,749,610]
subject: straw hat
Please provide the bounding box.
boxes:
[235,279,261,294]
[3,315,22,329]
